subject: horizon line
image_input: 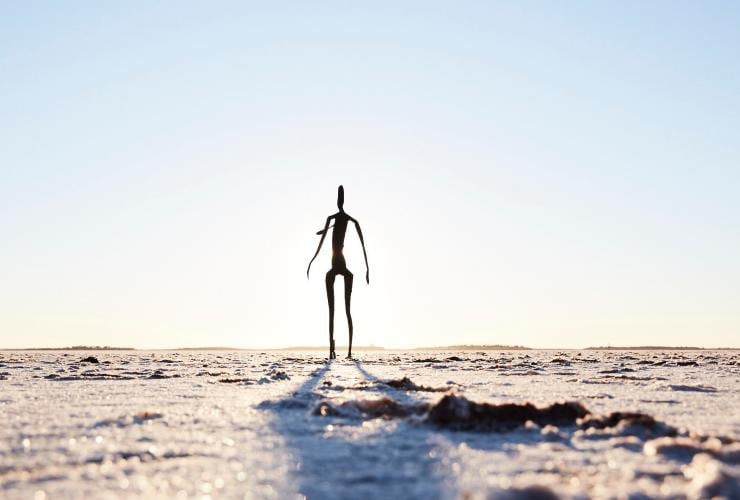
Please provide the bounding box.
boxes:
[2,344,738,351]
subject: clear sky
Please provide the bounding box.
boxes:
[2,1,738,349]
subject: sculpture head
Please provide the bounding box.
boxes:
[337,185,344,211]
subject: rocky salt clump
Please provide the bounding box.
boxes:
[312,397,428,419]
[426,395,589,431]
[382,376,447,392]
[578,411,678,439]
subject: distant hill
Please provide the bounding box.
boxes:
[176,346,253,351]
[414,344,531,351]
[20,346,135,351]
[585,346,734,350]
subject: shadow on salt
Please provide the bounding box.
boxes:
[257,360,456,498]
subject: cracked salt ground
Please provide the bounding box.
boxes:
[1,350,738,498]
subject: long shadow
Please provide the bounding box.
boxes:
[352,359,423,407]
[351,359,379,382]
[260,358,453,499]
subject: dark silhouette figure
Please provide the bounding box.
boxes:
[307,185,369,359]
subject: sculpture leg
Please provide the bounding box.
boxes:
[344,271,353,358]
[325,270,336,359]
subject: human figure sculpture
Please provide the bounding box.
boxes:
[307,185,369,359]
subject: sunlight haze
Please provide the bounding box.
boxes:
[1,1,739,349]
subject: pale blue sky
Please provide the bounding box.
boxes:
[1,1,738,348]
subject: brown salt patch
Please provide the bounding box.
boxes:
[313,397,428,419]
[426,395,589,431]
[383,377,448,392]
[218,377,255,384]
[578,411,677,438]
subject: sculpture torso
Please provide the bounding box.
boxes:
[332,212,349,251]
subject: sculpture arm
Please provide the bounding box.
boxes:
[307,216,332,279]
[353,218,370,284]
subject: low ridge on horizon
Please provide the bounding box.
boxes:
[7,344,737,351]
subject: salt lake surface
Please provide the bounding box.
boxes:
[1,350,738,499]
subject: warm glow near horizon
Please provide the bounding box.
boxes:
[1,2,739,349]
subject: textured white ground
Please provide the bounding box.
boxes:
[1,350,738,499]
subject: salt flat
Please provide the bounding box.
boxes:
[1,350,738,499]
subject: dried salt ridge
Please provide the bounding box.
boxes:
[1,350,738,499]
[426,396,590,431]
